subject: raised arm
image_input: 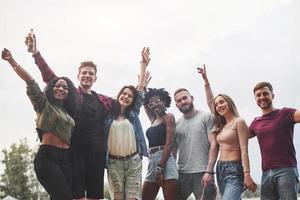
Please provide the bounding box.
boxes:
[131,47,151,114]
[197,64,214,113]
[137,47,150,91]
[142,72,156,123]
[137,47,156,122]
[2,48,46,112]
[25,33,57,83]
[2,48,33,82]
[236,118,257,192]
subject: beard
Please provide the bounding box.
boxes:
[179,102,194,114]
[257,99,272,110]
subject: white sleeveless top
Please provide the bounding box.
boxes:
[108,119,137,156]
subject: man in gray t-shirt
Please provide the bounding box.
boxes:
[174,88,218,200]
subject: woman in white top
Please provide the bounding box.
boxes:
[104,48,150,200]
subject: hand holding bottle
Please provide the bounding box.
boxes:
[25,29,38,54]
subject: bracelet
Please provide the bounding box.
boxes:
[204,171,215,175]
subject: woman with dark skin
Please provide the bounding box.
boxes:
[142,88,178,200]
[2,48,78,200]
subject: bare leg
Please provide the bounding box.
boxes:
[162,179,178,200]
[142,181,160,200]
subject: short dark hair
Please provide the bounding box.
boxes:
[253,82,273,94]
[78,61,97,74]
[174,88,190,97]
[145,88,171,108]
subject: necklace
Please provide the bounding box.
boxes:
[223,118,236,129]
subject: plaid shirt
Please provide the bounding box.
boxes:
[33,52,113,112]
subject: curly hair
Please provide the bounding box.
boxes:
[144,88,171,108]
[44,77,79,118]
[110,85,138,119]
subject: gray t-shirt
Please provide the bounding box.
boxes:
[175,110,216,173]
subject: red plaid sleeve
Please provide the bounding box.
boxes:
[33,52,57,83]
[98,94,113,113]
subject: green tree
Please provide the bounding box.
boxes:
[0,139,48,200]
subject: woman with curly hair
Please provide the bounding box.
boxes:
[2,48,78,200]
[142,88,178,200]
[104,47,149,200]
[198,65,256,200]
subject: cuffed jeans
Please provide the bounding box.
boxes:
[261,167,299,200]
[108,153,142,199]
[216,160,244,200]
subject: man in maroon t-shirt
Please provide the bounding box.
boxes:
[249,82,300,200]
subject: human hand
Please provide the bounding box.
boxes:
[25,33,37,54]
[197,64,209,82]
[244,173,257,193]
[1,48,13,61]
[141,47,150,65]
[155,165,164,187]
[201,172,213,187]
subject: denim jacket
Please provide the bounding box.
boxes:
[104,90,148,161]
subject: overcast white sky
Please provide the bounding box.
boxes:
[1,0,300,184]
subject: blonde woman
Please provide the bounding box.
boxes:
[198,65,256,200]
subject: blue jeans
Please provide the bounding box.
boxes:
[216,160,244,200]
[261,167,299,200]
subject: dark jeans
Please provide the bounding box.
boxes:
[178,172,216,200]
[72,149,105,199]
[34,145,72,200]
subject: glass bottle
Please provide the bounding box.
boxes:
[27,28,34,52]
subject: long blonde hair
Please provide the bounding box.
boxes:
[213,94,239,129]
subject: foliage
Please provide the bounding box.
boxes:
[0,139,48,200]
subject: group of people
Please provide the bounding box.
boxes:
[1,33,299,200]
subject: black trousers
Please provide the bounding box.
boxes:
[34,145,72,200]
[72,148,106,199]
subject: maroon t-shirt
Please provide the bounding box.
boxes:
[249,107,297,171]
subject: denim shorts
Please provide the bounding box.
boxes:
[261,167,299,200]
[216,160,244,200]
[144,150,178,182]
[107,153,142,199]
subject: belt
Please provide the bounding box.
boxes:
[108,152,138,160]
[148,145,164,154]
